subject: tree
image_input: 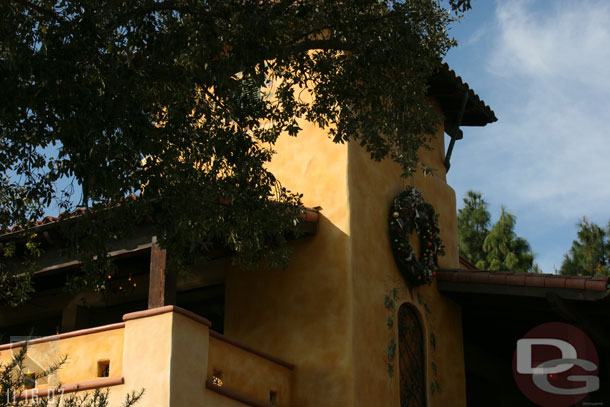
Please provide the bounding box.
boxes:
[1,0,471,304]
[457,190,490,269]
[457,191,536,272]
[560,217,610,277]
[482,207,534,272]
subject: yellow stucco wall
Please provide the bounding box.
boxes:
[0,309,297,407]
[119,313,173,406]
[225,107,466,407]
[347,124,466,407]
[224,118,355,407]
[169,313,210,406]
[0,104,466,407]
[208,335,292,406]
[0,326,125,389]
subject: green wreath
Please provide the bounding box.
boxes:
[388,186,444,285]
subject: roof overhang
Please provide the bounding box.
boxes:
[438,269,610,351]
[438,269,609,301]
[437,270,610,301]
[428,63,498,130]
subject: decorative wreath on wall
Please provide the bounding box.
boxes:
[389,186,444,285]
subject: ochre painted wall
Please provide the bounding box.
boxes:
[224,109,466,407]
[224,118,355,407]
[0,327,125,390]
[0,106,466,407]
[208,335,292,406]
[0,309,294,407]
[347,122,466,407]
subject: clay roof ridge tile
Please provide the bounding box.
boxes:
[439,63,497,118]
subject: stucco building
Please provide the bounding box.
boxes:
[1,64,608,407]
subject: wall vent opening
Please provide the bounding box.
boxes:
[270,390,278,406]
[97,360,110,377]
[211,370,223,387]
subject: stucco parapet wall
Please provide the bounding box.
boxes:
[123,306,296,370]
[0,322,125,351]
[209,330,295,370]
[205,379,268,407]
[18,377,124,400]
[122,305,212,327]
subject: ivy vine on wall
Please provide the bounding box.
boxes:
[384,287,442,397]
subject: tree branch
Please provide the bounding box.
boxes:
[288,39,356,53]
[10,0,62,21]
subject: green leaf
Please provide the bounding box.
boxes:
[387,338,396,360]
[0,0,465,305]
[430,332,436,351]
[384,295,395,310]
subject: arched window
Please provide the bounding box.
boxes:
[398,303,426,407]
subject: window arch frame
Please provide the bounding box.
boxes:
[397,302,428,407]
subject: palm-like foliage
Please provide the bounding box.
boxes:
[560,217,610,277]
[457,191,536,272]
[482,207,534,272]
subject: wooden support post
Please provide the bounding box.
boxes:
[148,236,177,309]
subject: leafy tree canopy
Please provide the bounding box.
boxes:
[1,0,470,304]
[560,217,610,277]
[457,191,537,273]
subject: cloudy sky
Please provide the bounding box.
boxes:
[444,0,610,273]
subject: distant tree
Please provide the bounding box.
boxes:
[457,191,537,272]
[457,191,490,269]
[482,207,534,272]
[560,217,610,277]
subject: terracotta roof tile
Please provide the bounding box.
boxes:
[505,274,526,286]
[488,272,509,285]
[564,277,586,290]
[456,271,473,283]
[429,63,498,127]
[470,271,490,284]
[525,275,545,287]
[585,279,608,291]
[437,269,609,293]
[458,256,478,270]
[544,276,566,289]
[1,200,320,237]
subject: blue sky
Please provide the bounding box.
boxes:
[443,0,610,273]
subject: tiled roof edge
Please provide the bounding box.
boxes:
[438,269,610,293]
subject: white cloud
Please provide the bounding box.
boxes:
[447,0,610,273]
[483,0,610,220]
[490,0,610,92]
